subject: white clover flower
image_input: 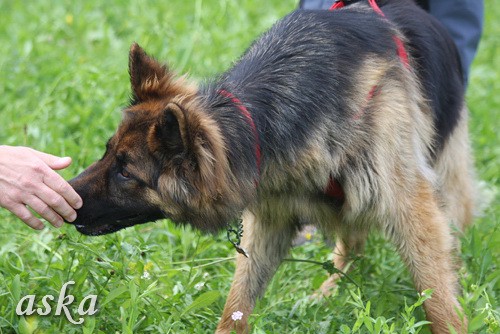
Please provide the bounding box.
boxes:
[420,290,432,299]
[231,311,243,321]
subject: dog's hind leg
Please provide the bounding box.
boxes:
[389,177,467,334]
[316,231,367,297]
[434,108,475,232]
[216,209,296,334]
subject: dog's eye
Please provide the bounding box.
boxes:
[118,168,131,180]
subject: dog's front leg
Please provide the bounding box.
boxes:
[216,210,295,334]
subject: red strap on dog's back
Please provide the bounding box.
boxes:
[329,0,410,68]
[329,1,345,10]
[325,0,412,202]
[367,0,384,16]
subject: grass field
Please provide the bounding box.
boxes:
[0,0,498,333]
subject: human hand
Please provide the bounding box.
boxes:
[0,145,83,230]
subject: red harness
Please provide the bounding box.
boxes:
[218,89,262,182]
[220,0,410,203]
[324,0,410,201]
[330,0,409,68]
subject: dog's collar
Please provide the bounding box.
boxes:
[218,89,259,258]
[218,89,262,184]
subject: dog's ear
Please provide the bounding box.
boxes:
[148,102,189,156]
[153,101,236,209]
[129,43,173,104]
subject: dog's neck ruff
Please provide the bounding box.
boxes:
[218,89,262,184]
[330,0,410,68]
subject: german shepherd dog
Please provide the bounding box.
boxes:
[68,0,475,332]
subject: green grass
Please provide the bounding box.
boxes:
[0,0,498,333]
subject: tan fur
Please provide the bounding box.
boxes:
[434,107,475,231]
[117,45,247,231]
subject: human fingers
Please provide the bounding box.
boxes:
[3,201,44,230]
[49,156,72,170]
[41,169,83,210]
[24,195,65,228]
[30,149,72,170]
[34,183,78,223]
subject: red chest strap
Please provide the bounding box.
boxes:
[325,177,345,201]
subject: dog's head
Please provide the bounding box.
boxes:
[69,44,237,236]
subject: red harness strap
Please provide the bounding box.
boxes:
[367,0,384,16]
[330,1,345,10]
[325,176,345,200]
[330,0,410,68]
[218,89,262,182]
[324,0,411,202]
[367,0,410,68]
[220,87,344,201]
[392,36,409,68]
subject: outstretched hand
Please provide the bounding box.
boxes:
[0,146,83,230]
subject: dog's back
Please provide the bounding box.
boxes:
[211,0,464,158]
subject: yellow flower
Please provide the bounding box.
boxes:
[144,262,154,272]
[65,14,73,25]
